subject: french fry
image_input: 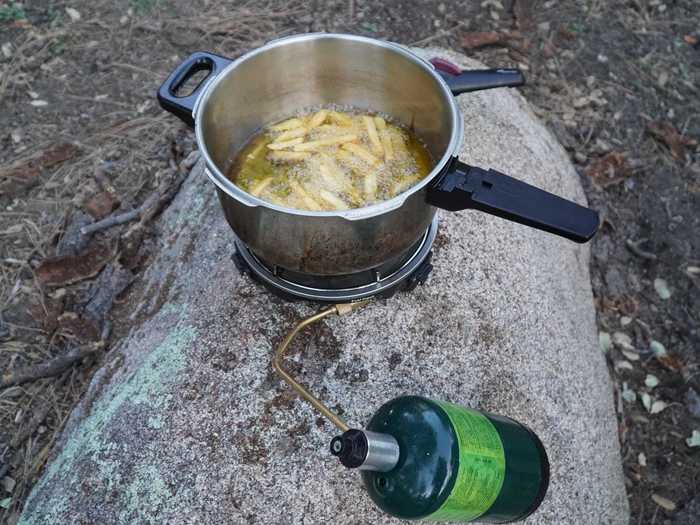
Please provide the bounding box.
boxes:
[290,180,323,211]
[269,117,304,131]
[316,124,343,132]
[308,109,329,128]
[380,131,394,161]
[334,148,356,166]
[328,111,353,126]
[293,134,358,152]
[246,138,267,160]
[364,170,377,200]
[318,189,349,210]
[393,175,420,194]
[317,154,361,201]
[314,124,352,139]
[374,116,386,130]
[267,137,304,150]
[391,130,408,158]
[267,150,310,163]
[341,142,380,166]
[274,127,307,141]
[250,177,273,197]
[363,116,384,156]
[263,192,287,206]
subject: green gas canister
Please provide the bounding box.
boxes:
[330,396,549,523]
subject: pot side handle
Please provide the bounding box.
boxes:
[157,51,232,128]
[430,58,525,95]
[427,158,600,243]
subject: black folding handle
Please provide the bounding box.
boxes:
[445,68,525,95]
[430,59,525,96]
[427,158,599,243]
[157,51,232,128]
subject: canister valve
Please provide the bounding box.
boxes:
[330,429,400,472]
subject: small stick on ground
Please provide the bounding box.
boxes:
[79,208,141,236]
[0,342,104,390]
[80,164,190,235]
[626,238,657,261]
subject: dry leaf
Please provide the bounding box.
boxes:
[57,312,101,342]
[650,400,667,414]
[83,191,120,219]
[651,494,676,511]
[650,341,683,371]
[65,7,81,22]
[684,35,698,45]
[512,0,533,31]
[647,121,697,162]
[599,295,639,316]
[585,152,633,188]
[687,430,700,447]
[29,294,65,333]
[462,31,505,49]
[0,143,79,196]
[612,332,634,350]
[35,244,112,286]
[656,354,683,372]
[615,360,634,372]
[621,382,636,403]
[462,31,524,50]
[645,374,660,389]
[621,349,640,361]
[654,278,671,300]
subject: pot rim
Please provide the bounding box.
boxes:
[194,33,464,220]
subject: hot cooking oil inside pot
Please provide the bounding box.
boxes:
[226,107,434,211]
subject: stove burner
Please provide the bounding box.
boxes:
[232,218,438,302]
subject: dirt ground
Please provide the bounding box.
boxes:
[0,0,698,523]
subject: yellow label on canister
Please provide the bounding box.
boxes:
[428,400,506,522]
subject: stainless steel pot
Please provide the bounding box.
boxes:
[158,33,599,276]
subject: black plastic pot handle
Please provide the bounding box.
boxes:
[444,68,525,95]
[427,159,599,243]
[157,51,232,128]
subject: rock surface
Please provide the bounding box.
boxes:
[20,50,628,524]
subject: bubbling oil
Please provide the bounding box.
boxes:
[226,107,434,211]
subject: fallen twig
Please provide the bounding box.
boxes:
[626,238,657,261]
[81,160,192,235]
[80,207,141,236]
[0,342,104,390]
[139,167,189,224]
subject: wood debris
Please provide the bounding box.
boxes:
[35,243,112,286]
[646,121,697,162]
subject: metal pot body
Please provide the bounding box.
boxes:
[216,186,435,274]
[194,34,462,275]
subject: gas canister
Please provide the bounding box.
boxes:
[330,396,549,523]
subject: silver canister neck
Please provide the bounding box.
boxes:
[330,429,400,473]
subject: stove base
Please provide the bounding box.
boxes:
[232,218,437,302]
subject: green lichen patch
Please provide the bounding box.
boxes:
[19,324,197,525]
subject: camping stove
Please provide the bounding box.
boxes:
[232,218,437,302]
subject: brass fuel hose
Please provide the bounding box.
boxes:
[272,301,369,432]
